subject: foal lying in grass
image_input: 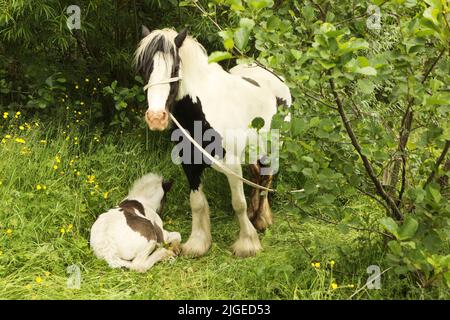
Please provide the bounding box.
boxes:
[90,173,181,272]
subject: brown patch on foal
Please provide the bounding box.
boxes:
[119,199,164,243]
[247,160,274,232]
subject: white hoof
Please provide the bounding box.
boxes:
[232,234,262,258]
[182,234,211,257]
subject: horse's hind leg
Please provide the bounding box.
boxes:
[250,158,274,232]
[247,163,261,222]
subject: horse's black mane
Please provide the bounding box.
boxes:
[136,34,177,82]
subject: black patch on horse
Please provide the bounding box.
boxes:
[242,77,260,87]
[276,97,288,108]
[171,96,226,190]
[119,199,164,243]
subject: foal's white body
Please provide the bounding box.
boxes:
[90,174,181,272]
[136,29,291,257]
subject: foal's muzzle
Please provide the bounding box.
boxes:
[145,110,169,131]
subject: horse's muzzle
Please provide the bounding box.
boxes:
[145,110,169,131]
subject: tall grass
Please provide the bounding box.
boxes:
[0,115,447,299]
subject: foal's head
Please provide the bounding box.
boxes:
[135,27,188,131]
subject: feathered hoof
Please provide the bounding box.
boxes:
[232,235,262,258]
[182,235,211,257]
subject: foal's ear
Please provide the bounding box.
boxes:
[142,25,151,38]
[162,179,174,193]
[174,28,188,48]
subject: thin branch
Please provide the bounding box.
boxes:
[423,140,450,189]
[329,78,403,220]
[355,186,390,212]
[422,48,446,84]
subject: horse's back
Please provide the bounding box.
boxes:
[229,64,291,107]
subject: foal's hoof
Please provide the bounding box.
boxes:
[182,235,211,257]
[232,236,262,258]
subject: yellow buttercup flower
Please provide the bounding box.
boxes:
[6,229,13,235]
[36,185,42,190]
[3,112,8,119]
[75,84,79,89]
[5,134,11,139]
[330,260,335,267]
[331,283,338,290]
[15,138,25,144]
[60,227,65,234]
[103,191,109,199]
[53,165,58,170]
[311,262,321,269]
[35,276,43,284]
[67,224,73,231]
[19,126,24,131]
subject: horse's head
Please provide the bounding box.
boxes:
[135,27,188,131]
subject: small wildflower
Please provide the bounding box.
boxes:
[15,111,21,118]
[53,165,58,170]
[36,185,42,190]
[331,283,338,290]
[330,260,335,267]
[6,229,13,235]
[35,276,43,284]
[15,138,25,144]
[75,84,79,89]
[87,175,95,184]
[3,112,8,119]
[103,191,109,199]
[80,101,84,106]
[43,185,47,190]
[40,140,47,144]
[19,126,25,131]
[55,155,61,163]
[60,227,65,234]
[67,224,73,231]
[85,78,89,82]
[0,250,3,256]
[5,134,11,139]
[311,262,321,269]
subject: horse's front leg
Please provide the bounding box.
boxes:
[181,164,211,257]
[224,160,262,257]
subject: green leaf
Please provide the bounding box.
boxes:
[234,27,250,51]
[208,51,233,63]
[397,216,419,240]
[251,117,265,130]
[356,66,377,76]
[379,217,399,237]
[357,79,375,94]
[248,0,274,10]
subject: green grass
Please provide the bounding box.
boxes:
[0,116,447,300]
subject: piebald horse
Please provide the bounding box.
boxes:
[135,27,291,257]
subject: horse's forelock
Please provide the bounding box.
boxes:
[135,30,177,81]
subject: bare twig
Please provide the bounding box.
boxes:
[422,48,446,84]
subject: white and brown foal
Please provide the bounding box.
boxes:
[135,27,291,258]
[90,173,180,272]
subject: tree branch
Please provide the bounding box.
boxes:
[422,48,446,84]
[329,78,403,220]
[423,140,450,189]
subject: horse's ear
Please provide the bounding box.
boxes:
[174,28,188,48]
[142,25,151,38]
[162,179,173,193]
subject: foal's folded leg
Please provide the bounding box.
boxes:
[130,240,158,273]
[138,248,175,272]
